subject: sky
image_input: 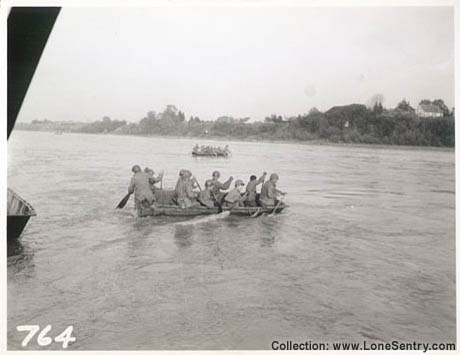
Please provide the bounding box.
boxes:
[17,6,454,123]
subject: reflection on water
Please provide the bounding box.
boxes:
[7,238,35,277]
[259,215,283,247]
[7,238,24,257]
[7,131,456,350]
[174,225,194,248]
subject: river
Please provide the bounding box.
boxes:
[7,131,456,350]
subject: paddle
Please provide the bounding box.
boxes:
[192,176,202,191]
[211,191,223,213]
[219,190,250,214]
[270,193,286,216]
[249,206,261,218]
[193,177,218,211]
[194,177,223,212]
[236,191,248,206]
[116,192,132,209]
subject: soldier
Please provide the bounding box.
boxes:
[128,165,156,215]
[198,180,215,208]
[223,179,247,207]
[144,167,163,192]
[245,172,267,207]
[175,170,199,208]
[260,173,286,207]
[210,170,233,202]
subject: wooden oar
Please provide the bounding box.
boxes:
[211,191,223,213]
[195,178,223,212]
[116,192,132,209]
[236,191,248,206]
[270,193,286,216]
[221,191,249,214]
[249,207,261,218]
[192,177,202,191]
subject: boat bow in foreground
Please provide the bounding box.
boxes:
[7,188,36,239]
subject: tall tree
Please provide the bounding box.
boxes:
[372,102,383,115]
[432,99,450,117]
[396,99,414,112]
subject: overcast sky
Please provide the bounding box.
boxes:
[17,6,454,123]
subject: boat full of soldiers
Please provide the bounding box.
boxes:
[117,166,287,218]
[192,144,231,157]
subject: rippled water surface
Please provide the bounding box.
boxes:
[7,131,455,350]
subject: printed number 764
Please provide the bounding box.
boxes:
[17,325,76,348]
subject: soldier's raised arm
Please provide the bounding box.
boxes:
[150,171,163,184]
[222,176,234,190]
[256,172,267,185]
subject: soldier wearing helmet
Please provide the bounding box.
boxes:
[223,179,248,207]
[210,170,233,202]
[174,169,199,208]
[245,172,267,207]
[260,173,286,207]
[198,179,215,208]
[128,164,157,215]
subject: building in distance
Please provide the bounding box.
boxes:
[416,103,444,118]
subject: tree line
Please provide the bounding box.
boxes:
[20,99,455,147]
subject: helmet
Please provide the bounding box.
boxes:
[235,179,245,187]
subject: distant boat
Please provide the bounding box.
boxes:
[192,150,231,157]
[192,145,231,157]
[7,188,36,239]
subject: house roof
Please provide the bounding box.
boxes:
[419,103,443,113]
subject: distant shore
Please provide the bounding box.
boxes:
[16,102,455,148]
[14,128,455,152]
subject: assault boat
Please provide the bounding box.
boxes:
[192,145,231,157]
[138,189,287,217]
[192,150,231,157]
[139,204,287,217]
[7,188,36,239]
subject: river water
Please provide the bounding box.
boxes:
[7,131,455,350]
